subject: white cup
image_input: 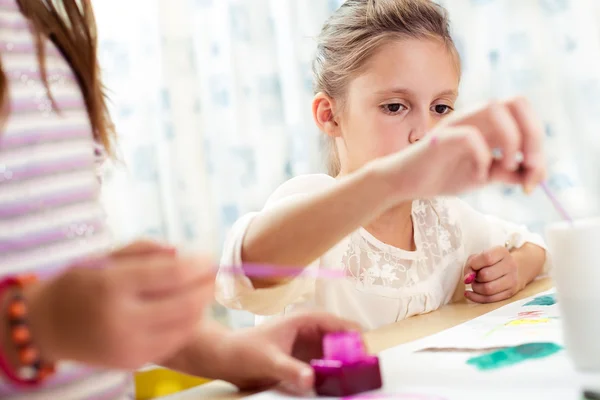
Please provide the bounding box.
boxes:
[546,218,600,372]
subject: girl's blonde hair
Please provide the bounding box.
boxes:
[313,0,459,176]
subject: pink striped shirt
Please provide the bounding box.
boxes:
[0,0,132,398]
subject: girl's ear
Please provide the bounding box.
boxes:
[312,93,341,138]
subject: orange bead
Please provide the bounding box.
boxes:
[11,325,30,344]
[18,347,38,365]
[8,300,26,319]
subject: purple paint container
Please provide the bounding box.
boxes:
[310,332,382,397]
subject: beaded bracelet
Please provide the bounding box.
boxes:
[0,275,55,387]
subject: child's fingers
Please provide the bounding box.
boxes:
[122,255,215,295]
[465,289,513,304]
[466,246,509,271]
[463,255,477,284]
[505,97,547,192]
[112,240,176,257]
[486,103,522,171]
[443,102,522,171]
[267,351,314,393]
[463,269,476,284]
[471,274,513,296]
[521,162,547,195]
[143,281,214,330]
[474,264,507,283]
[489,163,525,185]
[454,126,493,183]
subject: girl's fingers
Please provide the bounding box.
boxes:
[474,264,508,283]
[505,97,547,191]
[486,103,522,172]
[263,351,314,393]
[521,162,547,194]
[471,274,513,296]
[457,126,493,183]
[489,163,525,185]
[443,102,522,171]
[142,282,214,330]
[466,246,508,272]
[465,289,513,304]
[112,240,176,257]
[117,255,215,295]
[463,267,476,285]
[463,254,476,284]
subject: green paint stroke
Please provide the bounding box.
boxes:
[467,343,563,371]
[523,294,556,306]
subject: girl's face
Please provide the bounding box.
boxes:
[335,38,460,174]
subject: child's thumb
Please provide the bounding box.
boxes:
[268,352,314,393]
[464,267,476,284]
[463,255,477,284]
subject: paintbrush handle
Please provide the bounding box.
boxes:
[540,182,573,223]
[218,263,346,280]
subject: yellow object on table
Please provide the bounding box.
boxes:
[135,367,210,399]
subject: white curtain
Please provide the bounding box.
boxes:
[95,0,600,327]
[95,0,343,253]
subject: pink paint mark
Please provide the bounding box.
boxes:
[518,311,543,318]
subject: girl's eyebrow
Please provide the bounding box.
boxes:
[374,87,414,96]
[435,89,459,97]
[374,87,458,97]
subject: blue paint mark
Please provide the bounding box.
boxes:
[467,343,562,371]
[524,294,556,306]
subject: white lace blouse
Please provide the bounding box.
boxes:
[216,174,549,330]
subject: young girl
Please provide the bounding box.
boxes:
[0,0,361,398]
[216,0,550,329]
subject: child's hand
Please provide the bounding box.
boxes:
[214,312,361,394]
[374,97,547,203]
[463,246,523,303]
[438,97,547,193]
[22,240,216,369]
[373,127,493,201]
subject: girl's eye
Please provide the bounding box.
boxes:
[432,104,454,115]
[381,103,407,115]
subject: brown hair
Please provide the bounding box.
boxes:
[313,0,459,176]
[0,0,115,155]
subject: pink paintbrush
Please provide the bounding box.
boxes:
[540,181,573,224]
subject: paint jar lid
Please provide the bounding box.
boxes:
[323,332,366,363]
